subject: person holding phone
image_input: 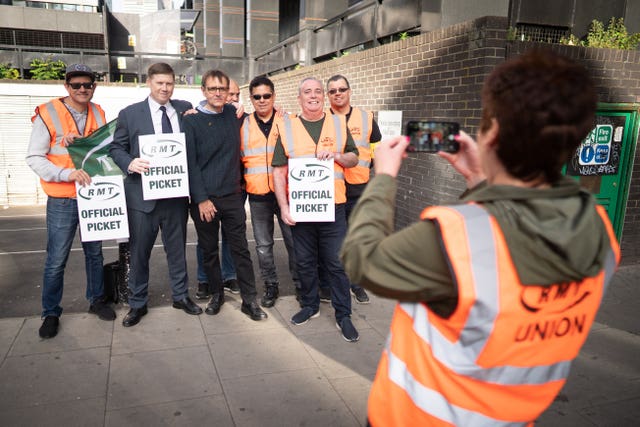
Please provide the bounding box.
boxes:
[341,49,620,426]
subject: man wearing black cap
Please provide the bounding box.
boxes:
[26,63,116,339]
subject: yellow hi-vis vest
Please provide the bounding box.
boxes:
[240,113,278,195]
[32,98,106,197]
[368,203,620,427]
[279,113,348,204]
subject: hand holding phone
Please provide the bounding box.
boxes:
[405,121,460,153]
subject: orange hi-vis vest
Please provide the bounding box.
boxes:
[32,98,106,198]
[368,203,620,427]
[280,113,348,204]
[336,107,373,184]
[240,113,278,195]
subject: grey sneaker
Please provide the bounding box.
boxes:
[291,307,319,325]
[336,317,359,342]
[351,287,370,304]
[223,279,240,294]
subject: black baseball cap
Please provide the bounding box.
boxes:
[65,64,95,82]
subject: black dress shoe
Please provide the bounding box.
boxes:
[122,306,148,327]
[172,296,203,315]
[205,293,224,315]
[241,301,268,321]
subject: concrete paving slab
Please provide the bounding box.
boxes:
[0,396,106,427]
[199,297,289,336]
[206,327,317,380]
[0,347,109,408]
[330,375,373,425]
[111,306,206,355]
[105,395,234,427]
[221,368,361,427]
[0,317,23,361]
[107,345,222,410]
[9,313,113,356]
[351,294,396,322]
[365,318,393,338]
[299,328,384,380]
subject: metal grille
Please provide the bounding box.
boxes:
[514,24,570,44]
[0,28,104,50]
[0,28,15,45]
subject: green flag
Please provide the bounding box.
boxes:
[68,119,123,177]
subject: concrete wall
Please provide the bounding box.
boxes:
[243,15,640,264]
[0,5,104,33]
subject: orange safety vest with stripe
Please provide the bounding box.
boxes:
[240,113,278,195]
[32,98,106,198]
[368,203,620,427]
[279,113,348,204]
[329,107,373,185]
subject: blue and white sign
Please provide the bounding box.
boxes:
[578,125,613,166]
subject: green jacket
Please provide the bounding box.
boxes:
[340,174,612,317]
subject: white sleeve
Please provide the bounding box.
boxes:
[25,116,73,182]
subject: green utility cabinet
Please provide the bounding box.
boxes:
[566,103,639,239]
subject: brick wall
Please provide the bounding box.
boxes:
[255,16,640,264]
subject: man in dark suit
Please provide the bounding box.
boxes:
[110,62,202,327]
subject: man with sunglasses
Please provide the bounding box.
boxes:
[184,69,267,321]
[26,64,116,339]
[322,75,382,305]
[241,76,300,308]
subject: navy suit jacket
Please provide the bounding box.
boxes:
[110,98,193,213]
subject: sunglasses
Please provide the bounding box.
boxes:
[252,93,273,101]
[68,82,94,90]
[328,87,349,95]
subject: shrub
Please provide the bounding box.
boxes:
[29,57,66,80]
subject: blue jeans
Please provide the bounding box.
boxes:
[249,194,299,286]
[42,197,103,318]
[291,204,351,321]
[197,235,235,283]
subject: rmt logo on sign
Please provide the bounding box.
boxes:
[141,139,184,158]
[78,182,121,201]
[289,163,332,183]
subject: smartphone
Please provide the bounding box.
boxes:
[405,121,460,153]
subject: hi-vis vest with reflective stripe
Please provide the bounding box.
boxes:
[339,107,373,184]
[280,113,348,204]
[32,98,106,197]
[240,114,277,195]
[368,203,620,427]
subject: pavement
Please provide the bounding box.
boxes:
[1,205,639,426]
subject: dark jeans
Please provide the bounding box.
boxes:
[319,193,364,293]
[127,198,189,309]
[190,192,257,302]
[249,194,299,286]
[292,204,351,321]
[196,234,236,283]
[42,197,104,318]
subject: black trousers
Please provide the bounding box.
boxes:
[190,192,257,302]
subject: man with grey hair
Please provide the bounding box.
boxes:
[272,77,361,342]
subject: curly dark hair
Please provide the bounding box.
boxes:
[480,49,597,183]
